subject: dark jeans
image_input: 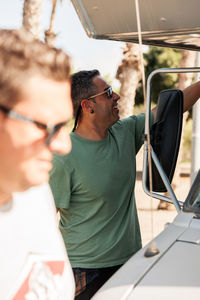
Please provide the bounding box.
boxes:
[73,265,122,300]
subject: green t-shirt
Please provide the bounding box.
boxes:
[50,113,152,268]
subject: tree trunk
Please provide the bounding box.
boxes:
[45,0,57,47]
[116,43,142,119]
[158,50,196,210]
[22,0,43,39]
[177,50,196,90]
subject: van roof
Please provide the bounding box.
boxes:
[71,0,200,51]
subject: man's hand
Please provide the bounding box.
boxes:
[182,81,200,112]
[151,81,200,121]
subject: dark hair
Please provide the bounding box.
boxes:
[71,70,100,131]
[71,70,100,116]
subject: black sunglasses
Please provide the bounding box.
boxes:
[88,86,113,100]
[0,104,68,145]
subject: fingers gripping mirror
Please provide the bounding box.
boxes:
[147,89,183,192]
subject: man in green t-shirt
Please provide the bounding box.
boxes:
[50,69,200,299]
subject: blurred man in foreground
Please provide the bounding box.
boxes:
[0,29,74,299]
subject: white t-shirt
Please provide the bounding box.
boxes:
[0,184,75,300]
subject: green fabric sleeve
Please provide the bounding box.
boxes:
[49,155,72,209]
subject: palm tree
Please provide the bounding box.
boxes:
[116,43,141,119]
[22,0,43,38]
[45,0,58,46]
[22,0,59,46]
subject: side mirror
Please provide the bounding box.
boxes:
[147,89,183,192]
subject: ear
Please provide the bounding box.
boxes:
[81,99,95,113]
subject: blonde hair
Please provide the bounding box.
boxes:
[0,29,71,105]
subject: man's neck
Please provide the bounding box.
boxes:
[75,122,109,141]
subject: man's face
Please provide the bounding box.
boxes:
[91,76,120,128]
[0,75,73,193]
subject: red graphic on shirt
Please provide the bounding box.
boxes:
[13,261,65,300]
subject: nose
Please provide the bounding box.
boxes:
[48,127,72,155]
[113,91,120,101]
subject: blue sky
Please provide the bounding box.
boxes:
[0,0,124,85]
